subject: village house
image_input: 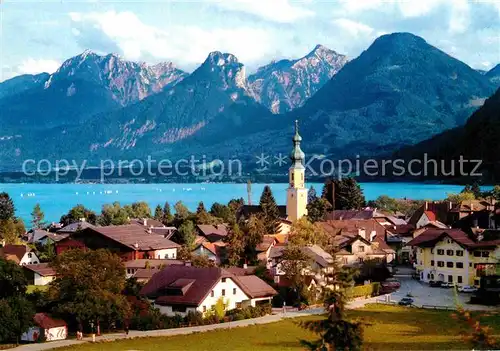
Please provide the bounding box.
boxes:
[256,235,280,263]
[55,224,180,261]
[0,245,40,265]
[192,241,227,264]
[21,313,67,342]
[320,220,395,265]
[140,266,276,317]
[131,218,177,239]
[56,220,95,235]
[408,228,500,286]
[26,230,69,246]
[196,224,229,242]
[23,263,57,286]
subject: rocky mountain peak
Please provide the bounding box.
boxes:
[198,51,246,90]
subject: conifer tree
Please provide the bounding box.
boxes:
[162,201,174,226]
[259,185,281,233]
[196,201,213,224]
[154,205,164,221]
[226,219,245,266]
[31,203,45,229]
[308,186,318,203]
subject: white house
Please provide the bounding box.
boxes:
[21,313,67,342]
[0,245,40,265]
[23,263,56,286]
[192,242,226,265]
[140,266,276,317]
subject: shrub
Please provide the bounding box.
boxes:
[346,283,381,299]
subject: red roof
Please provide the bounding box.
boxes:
[424,211,436,222]
[33,313,66,329]
[407,229,476,248]
[23,263,56,277]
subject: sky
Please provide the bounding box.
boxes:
[0,0,499,81]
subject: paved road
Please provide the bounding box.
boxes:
[383,268,496,311]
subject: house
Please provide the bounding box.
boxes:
[267,244,334,285]
[449,200,498,230]
[124,258,185,278]
[140,266,276,316]
[326,210,376,221]
[196,224,229,242]
[21,313,67,342]
[27,230,69,246]
[0,245,40,265]
[408,228,500,286]
[408,202,453,228]
[23,263,56,285]
[55,225,180,261]
[256,235,279,263]
[192,241,227,265]
[319,220,395,264]
[56,221,95,235]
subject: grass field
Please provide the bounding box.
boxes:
[55,304,500,351]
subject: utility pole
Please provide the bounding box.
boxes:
[247,180,252,206]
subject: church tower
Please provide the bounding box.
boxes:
[286,120,308,222]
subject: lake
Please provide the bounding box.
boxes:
[0,182,479,225]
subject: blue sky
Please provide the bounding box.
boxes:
[0,0,499,81]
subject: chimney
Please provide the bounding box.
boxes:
[449,201,453,210]
[143,219,147,226]
[243,263,248,269]
[148,227,152,234]
[134,242,139,249]
[358,228,366,240]
[425,201,428,211]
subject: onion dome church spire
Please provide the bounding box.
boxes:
[291,120,305,168]
[286,120,308,222]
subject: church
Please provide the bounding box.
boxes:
[237,120,308,233]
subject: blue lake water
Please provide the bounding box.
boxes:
[0,182,480,225]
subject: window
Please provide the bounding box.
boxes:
[456,250,464,257]
[233,288,237,295]
[28,253,32,258]
[446,262,454,268]
[446,250,454,256]
[420,249,423,253]
[358,258,364,263]
[222,289,226,296]
[431,274,435,280]
[427,273,430,279]
[474,251,481,257]
[456,262,464,268]
[221,278,227,283]
[203,306,207,312]
[481,251,490,257]
[342,257,348,264]
[172,305,187,313]
[437,261,444,267]
[358,246,365,253]
[430,260,434,266]
[210,290,214,297]
[448,275,453,283]
[437,249,444,255]
[458,276,463,283]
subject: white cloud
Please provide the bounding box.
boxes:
[448,0,470,34]
[332,18,374,37]
[69,11,277,66]
[211,0,315,23]
[17,58,60,75]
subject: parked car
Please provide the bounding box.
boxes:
[382,278,401,289]
[398,297,414,306]
[458,285,477,293]
[429,281,442,287]
[440,282,454,288]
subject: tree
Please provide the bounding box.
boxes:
[0,259,33,344]
[0,259,28,298]
[300,249,363,351]
[191,255,216,268]
[210,203,232,222]
[308,186,318,203]
[173,201,191,226]
[307,198,331,223]
[196,201,215,225]
[60,205,97,225]
[48,249,130,332]
[31,203,45,229]
[279,246,312,292]
[98,202,129,226]
[226,221,245,266]
[259,186,281,233]
[130,202,152,219]
[178,220,196,249]
[154,205,164,221]
[446,192,475,203]
[322,178,365,210]
[0,192,15,221]
[162,201,174,226]
[471,182,482,199]
[0,219,20,245]
[289,217,329,247]
[243,215,267,263]
[227,198,244,214]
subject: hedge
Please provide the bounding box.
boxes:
[346,282,381,299]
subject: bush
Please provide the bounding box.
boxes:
[346,282,381,299]
[225,303,271,321]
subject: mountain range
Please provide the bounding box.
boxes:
[0,32,498,174]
